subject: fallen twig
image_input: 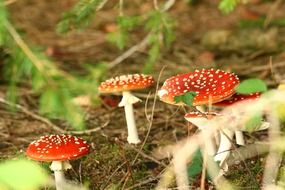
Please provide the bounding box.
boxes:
[67,120,109,135]
[0,97,65,133]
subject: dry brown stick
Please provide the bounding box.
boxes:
[127,144,167,167]
[102,161,127,190]
[236,61,285,75]
[200,150,207,190]
[262,112,282,189]
[125,176,158,190]
[4,0,17,5]
[67,120,109,135]
[108,33,152,69]
[131,66,166,166]
[0,97,65,133]
[263,0,283,28]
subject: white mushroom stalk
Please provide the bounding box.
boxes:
[98,74,155,144]
[214,128,234,167]
[235,130,245,146]
[50,161,72,190]
[119,91,142,144]
[184,112,217,156]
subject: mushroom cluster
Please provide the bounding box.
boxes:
[157,68,268,169]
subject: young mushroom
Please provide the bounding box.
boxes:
[184,111,220,156]
[26,134,90,190]
[98,74,155,144]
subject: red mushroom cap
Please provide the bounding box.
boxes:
[158,69,239,106]
[184,111,219,120]
[26,134,90,162]
[98,74,155,93]
[213,92,261,107]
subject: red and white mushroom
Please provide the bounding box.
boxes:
[158,68,239,106]
[98,74,155,144]
[184,111,220,155]
[26,134,90,190]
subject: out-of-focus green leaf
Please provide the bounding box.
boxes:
[0,159,48,190]
[107,31,127,50]
[174,92,197,106]
[235,78,267,94]
[219,0,238,14]
[0,0,8,45]
[39,89,62,117]
[239,17,285,29]
[187,149,203,180]
[244,113,263,132]
[143,37,160,74]
[57,0,104,33]
[117,16,140,30]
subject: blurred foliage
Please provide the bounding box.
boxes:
[235,78,268,94]
[0,0,107,129]
[218,0,245,14]
[57,0,105,33]
[107,15,140,50]
[0,159,48,190]
[244,113,263,132]
[187,149,203,181]
[239,17,285,28]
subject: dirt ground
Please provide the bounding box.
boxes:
[1,0,285,189]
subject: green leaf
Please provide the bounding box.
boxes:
[187,149,203,179]
[235,78,267,94]
[39,89,62,117]
[57,0,104,33]
[107,31,128,50]
[0,0,8,45]
[219,0,237,14]
[143,37,160,74]
[0,159,48,190]
[174,92,197,106]
[117,16,140,30]
[244,113,263,133]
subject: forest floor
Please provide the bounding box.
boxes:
[1,0,285,189]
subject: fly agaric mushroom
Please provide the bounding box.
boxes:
[26,134,90,190]
[158,68,239,106]
[184,111,220,155]
[98,74,155,144]
[214,92,261,146]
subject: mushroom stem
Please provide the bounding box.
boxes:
[119,91,141,144]
[202,129,216,156]
[50,161,72,190]
[235,130,245,146]
[214,129,234,166]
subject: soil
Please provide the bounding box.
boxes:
[1,0,285,189]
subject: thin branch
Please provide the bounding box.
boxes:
[4,0,17,6]
[108,0,176,69]
[108,33,152,69]
[67,120,109,135]
[0,97,65,133]
[131,66,166,165]
[263,0,283,28]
